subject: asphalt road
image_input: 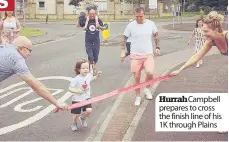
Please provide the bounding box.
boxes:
[0,21,194,141]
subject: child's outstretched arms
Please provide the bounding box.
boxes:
[69,87,84,94]
[90,69,102,81]
[93,71,102,80]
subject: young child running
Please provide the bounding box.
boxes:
[188,18,206,68]
[69,59,101,131]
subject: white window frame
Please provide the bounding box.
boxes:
[94,1,107,12]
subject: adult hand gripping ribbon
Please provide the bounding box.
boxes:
[54,74,174,113]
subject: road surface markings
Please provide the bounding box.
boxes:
[0,76,73,136]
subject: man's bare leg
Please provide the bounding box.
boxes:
[134,72,141,106]
[144,72,154,100]
[145,72,153,88]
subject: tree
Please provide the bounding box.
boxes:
[124,0,142,6]
[69,0,83,7]
[85,3,98,11]
[218,0,228,10]
[168,0,179,11]
[16,0,28,14]
[203,0,218,8]
[193,0,203,9]
[16,0,27,26]
[193,0,227,11]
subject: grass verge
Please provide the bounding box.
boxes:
[19,28,45,37]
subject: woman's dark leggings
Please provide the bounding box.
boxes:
[85,39,100,64]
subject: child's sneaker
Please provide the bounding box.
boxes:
[79,116,88,128]
[71,123,78,131]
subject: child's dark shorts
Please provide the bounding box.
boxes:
[71,101,92,114]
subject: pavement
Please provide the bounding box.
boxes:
[132,54,228,141]
[0,17,227,141]
[163,15,228,31]
[163,22,228,31]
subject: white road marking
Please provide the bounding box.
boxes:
[0,87,30,99]
[0,90,33,108]
[0,76,73,136]
[14,88,64,112]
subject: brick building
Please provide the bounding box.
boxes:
[11,0,165,20]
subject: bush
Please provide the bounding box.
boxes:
[202,6,212,15]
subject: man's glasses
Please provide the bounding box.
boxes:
[19,46,32,53]
[25,47,32,53]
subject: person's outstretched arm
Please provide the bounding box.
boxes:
[171,40,213,75]
[13,59,67,109]
[19,74,66,109]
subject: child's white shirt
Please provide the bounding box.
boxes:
[70,73,93,102]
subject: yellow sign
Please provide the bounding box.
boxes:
[102,22,110,40]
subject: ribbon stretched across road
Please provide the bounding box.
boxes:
[54,74,174,113]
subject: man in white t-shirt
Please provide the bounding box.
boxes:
[121,7,160,106]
